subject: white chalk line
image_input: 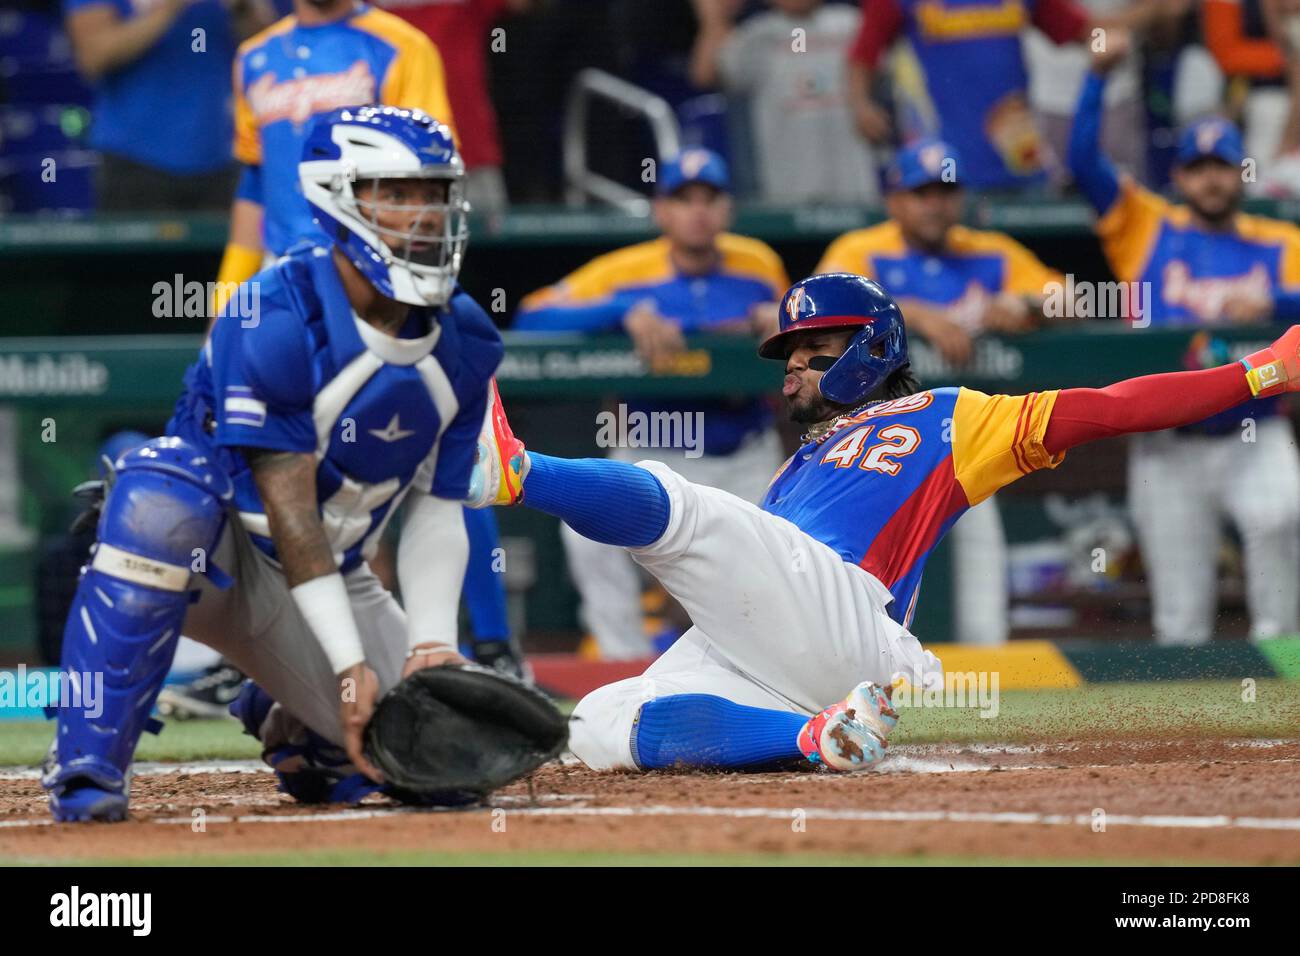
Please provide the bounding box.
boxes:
[9,739,1295,782]
[0,760,269,782]
[4,803,1300,832]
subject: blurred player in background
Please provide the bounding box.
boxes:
[44,107,499,821]
[378,0,534,215]
[846,0,1096,191]
[816,138,1066,643]
[216,0,454,279]
[514,149,789,659]
[474,273,1300,773]
[689,0,879,204]
[62,0,271,211]
[1073,30,1300,643]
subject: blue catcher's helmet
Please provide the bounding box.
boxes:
[300,105,467,306]
[759,273,909,406]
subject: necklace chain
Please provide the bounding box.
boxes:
[800,398,886,446]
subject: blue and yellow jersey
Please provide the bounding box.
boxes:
[851,0,1087,188]
[816,220,1060,328]
[762,386,1062,627]
[233,3,455,255]
[1095,181,1300,325]
[1072,72,1300,326]
[515,235,791,455]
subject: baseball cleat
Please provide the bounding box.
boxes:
[465,378,529,508]
[797,681,898,772]
[48,784,128,823]
[469,636,534,683]
[42,744,129,822]
[156,661,246,720]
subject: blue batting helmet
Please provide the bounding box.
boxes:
[759,273,909,406]
[300,105,466,307]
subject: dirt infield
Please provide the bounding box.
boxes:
[3,739,1299,864]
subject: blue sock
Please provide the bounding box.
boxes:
[523,452,670,547]
[462,506,509,641]
[631,695,808,769]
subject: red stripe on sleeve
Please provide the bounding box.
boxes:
[1009,391,1036,476]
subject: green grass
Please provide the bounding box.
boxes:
[0,849,1245,867]
[1,679,1296,767]
[889,678,1300,744]
[0,717,259,766]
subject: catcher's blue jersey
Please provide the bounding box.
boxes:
[167,243,502,572]
[762,386,1063,627]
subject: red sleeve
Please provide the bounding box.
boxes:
[1042,364,1253,455]
[1032,0,1089,45]
[849,0,906,69]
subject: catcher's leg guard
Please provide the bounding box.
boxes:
[42,437,232,822]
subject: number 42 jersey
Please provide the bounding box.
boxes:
[761,387,1064,627]
[167,243,503,573]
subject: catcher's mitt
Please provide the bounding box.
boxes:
[363,663,567,805]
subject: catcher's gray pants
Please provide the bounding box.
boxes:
[180,518,410,746]
[1129,418,1300,644]
[568,460,943,770]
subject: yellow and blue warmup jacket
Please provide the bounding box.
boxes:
[233,3,455,255]
[1070,71,1300,432]
[515,235,791,456]
[815,220,1061,329]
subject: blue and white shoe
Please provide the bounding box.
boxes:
[42,744,129,822]
[796,681,898,772]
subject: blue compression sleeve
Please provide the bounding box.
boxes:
[1068,72,1121,213]
[631,695,808,769]
[462,506,509,641]
[522,453,670,547]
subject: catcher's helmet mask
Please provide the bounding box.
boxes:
[301,105,468,307]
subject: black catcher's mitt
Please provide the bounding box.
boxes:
[363,663,567,805]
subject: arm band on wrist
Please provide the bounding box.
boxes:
[290,573,365,674]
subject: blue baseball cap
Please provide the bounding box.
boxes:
[657,148,730,196]
[1175,118,1245,168]
[886,138,962,192]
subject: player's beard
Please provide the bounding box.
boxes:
[786,390,852,425]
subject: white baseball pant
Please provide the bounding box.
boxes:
[1128,417,1300,644]
[560,427,787,659]
[568,460,943,770]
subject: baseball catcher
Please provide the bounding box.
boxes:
[469,271,1300,773]
[42,106,562,821]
